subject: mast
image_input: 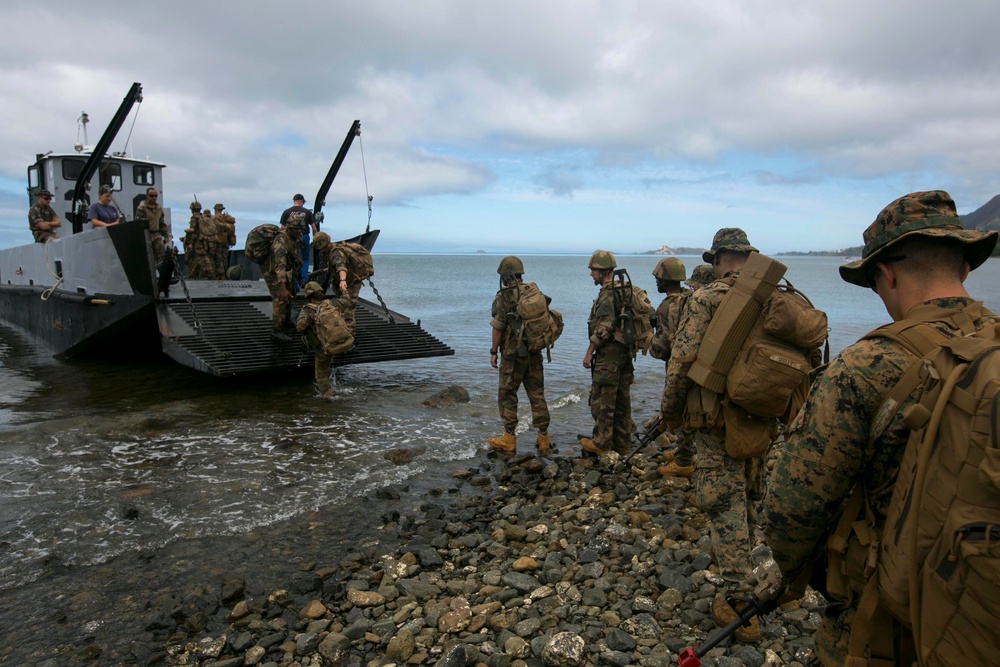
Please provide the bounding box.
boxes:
[312,120,361,229]
[70,82,143,233]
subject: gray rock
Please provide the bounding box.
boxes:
[434,643,468,667]
[542,632,586,667]
[730,646,765,667]
[399,578,442,600]
[317,633,351,665]
[604,628,637,652]
[423,385,470,408]
[601,651,632,667]
[295,631,320,656]
[501,571,541,593]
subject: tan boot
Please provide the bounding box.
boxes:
[536,432,550,453]
[579,437,607,456]
[710,595,761,642]
[658,461,694,478]
[660,449,676,463]
[487,431,516,453]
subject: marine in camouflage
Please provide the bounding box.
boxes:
[135,193,168,264]
[212,204,236,279]
[764,190,999,666]
[263,227,303,330]
[661,229,768,588]
[296,292,335,396]
[686,264,715,290]
[490,284,550,435]
[587,282,633,453]
[329,246,364,336]
[27,196,60,243]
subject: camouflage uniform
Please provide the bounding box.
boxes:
[263,228,302,330]
[650,289,693,465]
[213,204,236,278]
[329,245,364,336]
[490,285,550,436]
[764,191,999,667]
[28,200,60,243]
[660,228,766,588]
[588,282,634,453]
[296,296,337,396]
[135,199,168,264]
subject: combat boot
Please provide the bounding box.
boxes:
[579,437,607,456]
[710,595,761,642]
[487,432,516,453]
[536,431,550,453]
[658,461,694,478]
[661,449,676,463]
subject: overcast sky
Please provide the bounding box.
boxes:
[1,0,998,254]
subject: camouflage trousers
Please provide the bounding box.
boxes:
[335,280,362,335]
[497,351,550,434]
[691,427,765,588]
[151,232,167,266]
[589,345,634,452]
[188,244,216,280]
[673,428,694,467]
[313,351,333,395]
[263,270,295,330]
[214,244,231,279]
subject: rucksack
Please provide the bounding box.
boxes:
[512,282,563,356]
[245,224,280,264]
[332,242,374,281]
[831,316,1000,667]
[610,270,654,357]
[312,300,354,357]
[726,283,828,421]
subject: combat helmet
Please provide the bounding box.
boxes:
[214,203,225,211]
[190,201,201,211]
[686,264,715,289]
[652,257,686,281]
[497,256,524,275]
[588,250,616,270]
[303,281,325,298]
[313,231,331,251]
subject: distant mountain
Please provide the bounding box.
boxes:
[641,245,708,256]
[961,194,1000,233]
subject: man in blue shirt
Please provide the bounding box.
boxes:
[88,186,120,228]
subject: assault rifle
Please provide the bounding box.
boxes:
[616,416,669,471]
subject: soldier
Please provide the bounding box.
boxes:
[659,228,767,642]
[135,188,169,265]
[486,256,551,454]
[580,250,634,456]
[764,192,999,666]
[686,264,714,291]
[311,232,370,337]
[213,203,236,278]
[27,189,61,243]
[279,194,314,288]
[295,281,342,398]
[264,215,305,340]
[196,209,222,279]
[648,257,695,479]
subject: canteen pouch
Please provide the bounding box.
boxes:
[722,400,773,459]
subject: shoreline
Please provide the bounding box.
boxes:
[149,445,823,667]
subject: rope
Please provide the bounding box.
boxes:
[40,239,64,300]
[122,99,142,157]
[359,134,373,233]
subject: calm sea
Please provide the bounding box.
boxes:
[0,253,997,658]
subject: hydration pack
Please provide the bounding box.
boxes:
[829,314,1000,667]
[244,224,280,264]
[611,269,654,357]
[332,242,374,281]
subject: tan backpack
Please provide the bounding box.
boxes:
[829,313,1000,667]
[313,300,354,357]
[513,282,563,356]
[610,270,654,357]
[332,242,374,281]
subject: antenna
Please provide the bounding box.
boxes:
[77,112,90,149]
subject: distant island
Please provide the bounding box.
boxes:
[641,245,708,256]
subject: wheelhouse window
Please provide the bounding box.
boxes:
[133,165,155,186]
[27,166,40,190]
[99,163,122,191]
[62,158,85,181]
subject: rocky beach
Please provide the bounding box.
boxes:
[144,441,823,667]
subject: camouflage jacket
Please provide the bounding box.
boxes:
[329,246,361,286]
[660,274,736,422]
[587,283,620,348]
[135,201,165,234]
[197,215,220,244]
[763,298,998,665]
[649,290,691,362]
[268,228,302,283]
[28,203,58,242]
[218,213,236,245]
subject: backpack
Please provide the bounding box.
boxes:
[512,282,563,356]
[245,224,280,264]
[726,283,828,421]
[610,270,654,357]
[312,300,354,357]
[832,317,1000,667]
[332,242,374,281]
[650,291,693,362]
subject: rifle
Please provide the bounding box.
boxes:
[617,415,668,470]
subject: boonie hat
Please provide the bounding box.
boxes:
[686,264,715,289]
[839,190,998,288]
[702,228,758,264]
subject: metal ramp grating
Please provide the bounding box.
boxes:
[159,298,454,377]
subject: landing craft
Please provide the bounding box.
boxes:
[0,82,454,376]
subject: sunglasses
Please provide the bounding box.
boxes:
[867,255,907,292]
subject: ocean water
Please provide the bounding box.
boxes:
[0,253,998,660]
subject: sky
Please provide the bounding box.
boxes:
[1,0,999,255]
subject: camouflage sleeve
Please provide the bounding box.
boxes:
[490,291,508,331]
[135,203,148,222]
[763,351,878,581]
[660,288,715,420]
[331,249,348,273]
[27,206,42,232]
[296,304,316,332]
[589,289,617,347]
[649,299,671,361]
